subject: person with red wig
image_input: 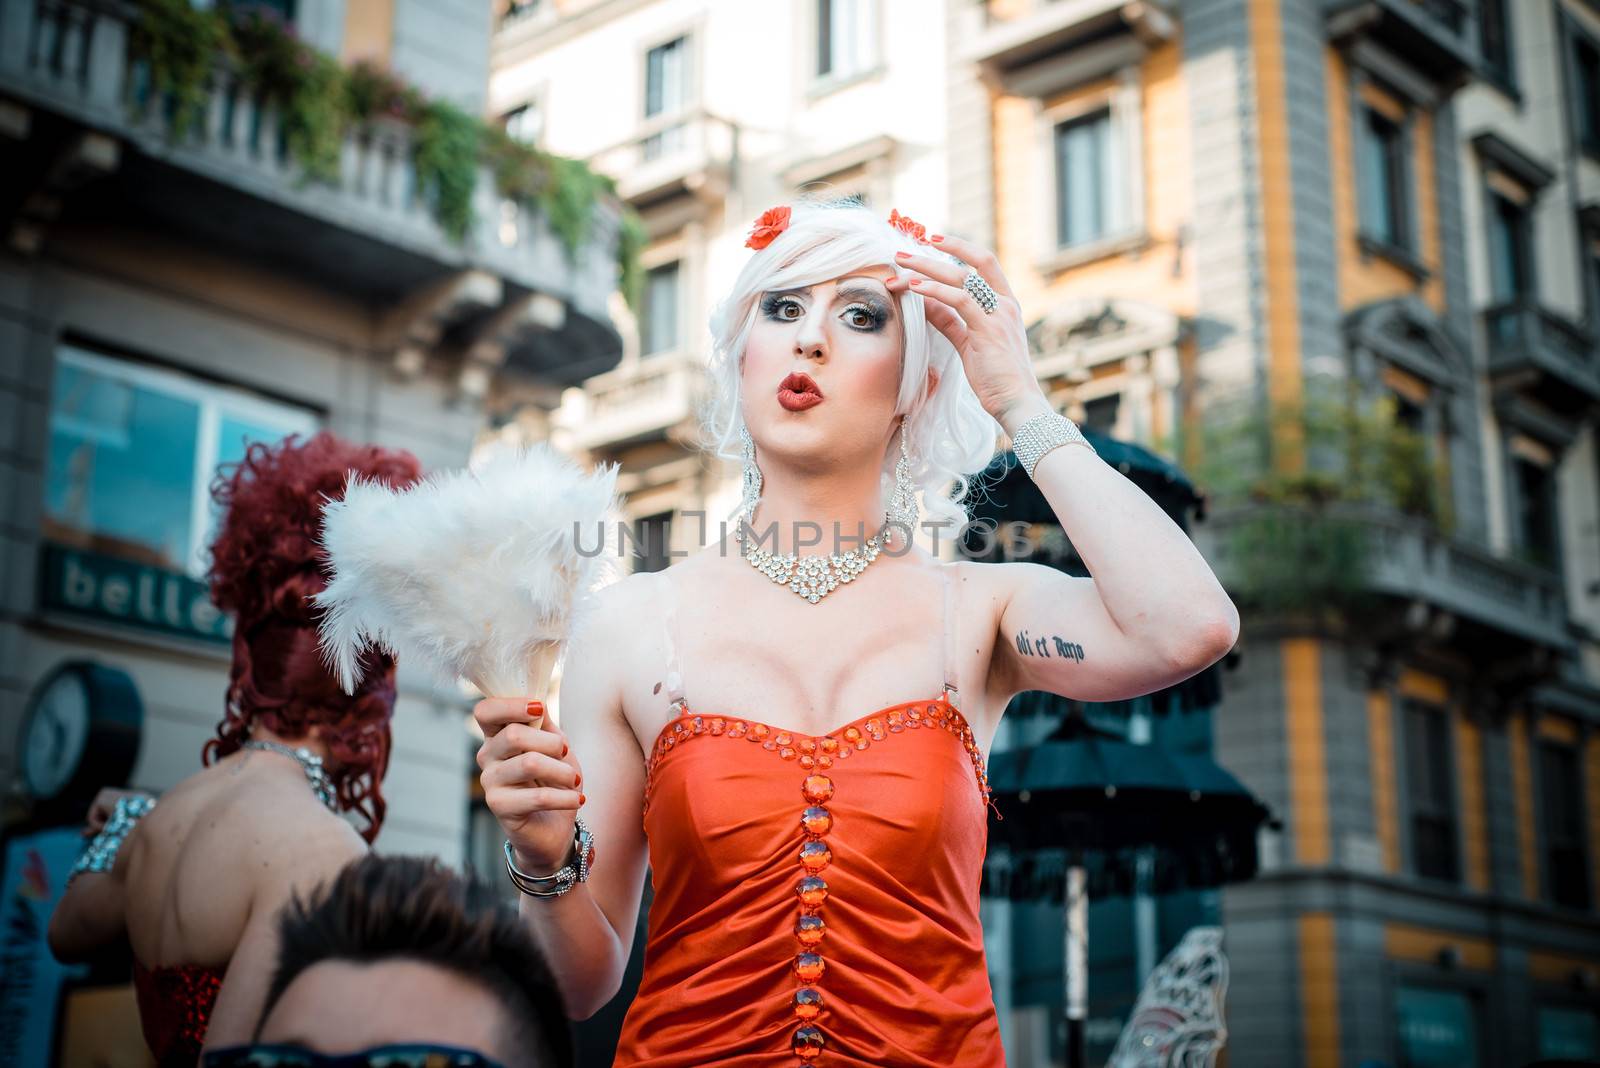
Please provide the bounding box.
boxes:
[48,431,423,1066]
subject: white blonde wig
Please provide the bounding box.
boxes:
[702,198,1001,530]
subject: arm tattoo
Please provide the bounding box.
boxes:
[1014,630,1085,662]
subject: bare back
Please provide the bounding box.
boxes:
[120,748,366,1046]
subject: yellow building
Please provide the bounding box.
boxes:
[956,0,1600,1065]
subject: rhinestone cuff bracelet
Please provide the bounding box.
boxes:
[1011,412,1095,478]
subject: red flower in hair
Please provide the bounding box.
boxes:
[888,209,930,244]
[745,206,792,250]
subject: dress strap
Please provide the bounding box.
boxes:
[661,568,688,715]
[940,562,960,708]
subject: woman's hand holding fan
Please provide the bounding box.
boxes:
[315,445,617,867]
[472,696,584,871]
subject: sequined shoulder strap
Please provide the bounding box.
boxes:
[940,562,961,708]
[661,567,688,715]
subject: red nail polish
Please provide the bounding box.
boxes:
[561,742,569,757]
[930,234,945,242]
[526,700,542,717]
[895,251,910,259]
[575,772,583,788]
[579,793,587,806]
[909,278,923,286]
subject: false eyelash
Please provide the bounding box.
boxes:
[843,301,890,330]
[759,293,799,319]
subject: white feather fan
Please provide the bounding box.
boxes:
[314,444,619,699]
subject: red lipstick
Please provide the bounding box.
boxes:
[777,372,824,412]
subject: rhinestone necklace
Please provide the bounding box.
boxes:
[242,740,338,812]
[735,517,890,605]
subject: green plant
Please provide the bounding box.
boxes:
[1191,391,1450,615]
[125,0,640,294]
[616,209,648,313]
[412,100,483,241]
[227,5,348,182]
[344,60,417,124]
[130,0,230,138]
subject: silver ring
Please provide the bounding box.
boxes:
[963,270,999,314]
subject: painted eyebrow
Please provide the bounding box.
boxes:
[767,284,894,308]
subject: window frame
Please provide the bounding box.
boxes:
[501,91,546,148]
[1344,59,1435,279]
[47,345,320,578]
[1032,67,1145,272]
[1484,181,1534,306]
[1398,698,1463,885]
[638,24,700,157]
[809,0,884,95]
[1565,12,1600,162]
[1533,731,1592,911]
[640,259,683,359]
[1503,433,1561,572]
[1476,0,1517,97]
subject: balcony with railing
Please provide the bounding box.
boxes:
[970,0,1175,74]
[1483,302,1600,419]
[0,0,622,383]
[1325,0,1476,84]
[1196,503,1572,654]
[586,110,737,209]
[555,351,705,452]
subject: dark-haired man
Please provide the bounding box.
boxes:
[204,854,573,1068]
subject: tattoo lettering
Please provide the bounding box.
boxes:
[1014,630,1085,662]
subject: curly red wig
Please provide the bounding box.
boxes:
[203,431,422,842]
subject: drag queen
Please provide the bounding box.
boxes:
[473,199,1238,1065]
[49,433,420,1064]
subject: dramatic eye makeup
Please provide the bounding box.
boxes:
[758,286,894,333]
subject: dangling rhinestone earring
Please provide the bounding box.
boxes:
[739,422,763,526]
[887,419,919,547]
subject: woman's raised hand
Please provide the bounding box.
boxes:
[474,698,585,872]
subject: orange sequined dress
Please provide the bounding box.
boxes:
[612,566,1006,1067]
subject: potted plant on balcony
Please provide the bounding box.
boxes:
[1189,390,1450,626]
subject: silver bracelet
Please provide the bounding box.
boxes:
[1010,412,1094,478]
[69,795,156,884]
[503,818,594,898]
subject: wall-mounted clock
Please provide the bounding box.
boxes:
[18,661,144,814]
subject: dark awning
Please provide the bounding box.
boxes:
[982,713,1275,900]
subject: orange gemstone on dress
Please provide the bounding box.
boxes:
[692,716,704,733]
[798,755,815,769]
[866,718,884,736]
[779,747,797,760]
[794,953,825,982]
[775,732,792,746]
[753,724,771,740]
[792,1024,826,1058]
[710,717,725,735]
[819,737,839,754]
[763,741,777,751]
[798,738,817,753]
[797,876,828,907]
[836,747,851,760]
[728,721,747,737]
[816,755,833,768]
[843,727,861,742]
[796,913,826,946]
[802,775,834,803]
[799,840,832,872]
[793,988,823,1021]
[800,806,832,836]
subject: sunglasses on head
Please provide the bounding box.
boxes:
[203,1044,508,1068]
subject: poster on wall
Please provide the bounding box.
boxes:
[0,827,89,1067]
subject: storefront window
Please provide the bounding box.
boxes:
[1538,1005,1600,1060]
[44,347,318,577]
[1395,986,1479,1068]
